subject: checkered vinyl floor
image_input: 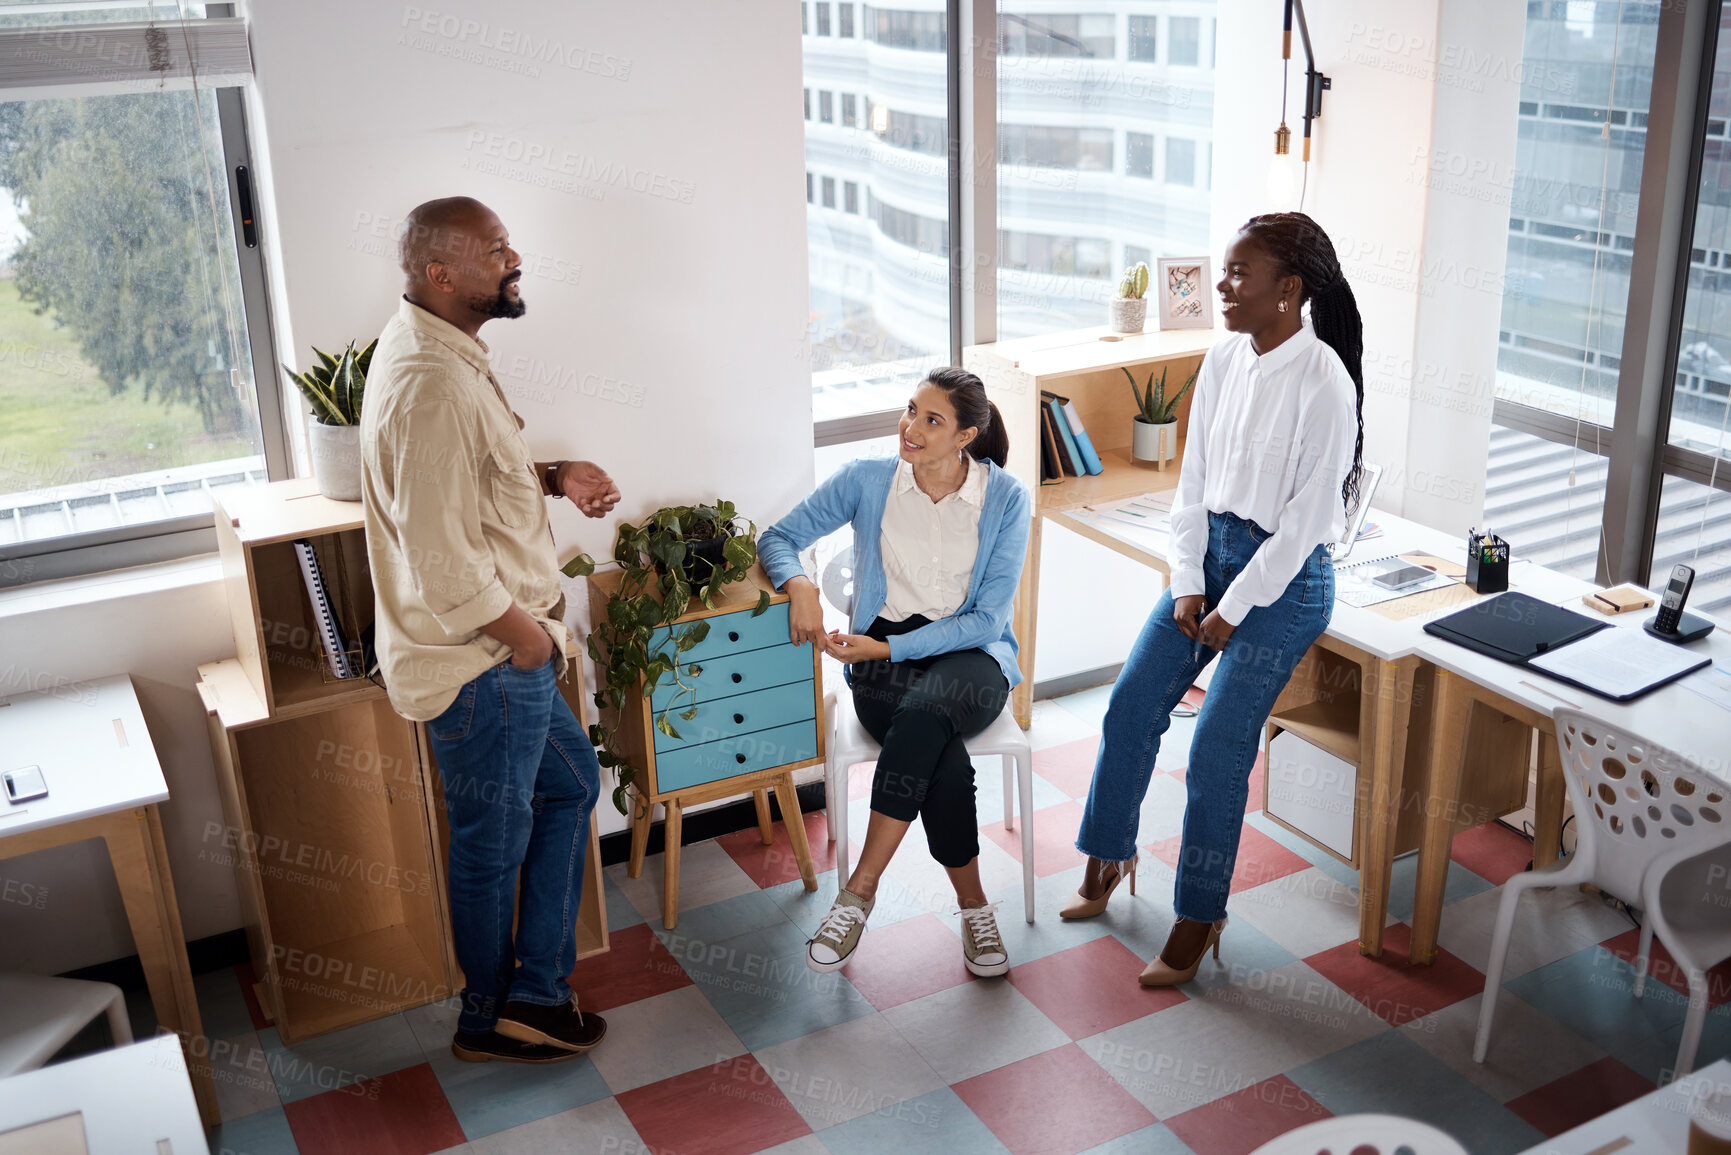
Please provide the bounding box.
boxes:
[196,685,1731,1155]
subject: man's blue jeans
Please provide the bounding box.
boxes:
[1075,510,1333,922]
[426,654,600,1034]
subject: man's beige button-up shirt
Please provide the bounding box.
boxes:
[361,298,570,722]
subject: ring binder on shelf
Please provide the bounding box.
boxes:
[294,538,360,680]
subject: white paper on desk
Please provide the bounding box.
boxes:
[1333,555,1454,608]
[1070,506,1171,557]
[1528,627,1708,699]
[1681,663,1731,713]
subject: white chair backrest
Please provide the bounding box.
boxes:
[821,542,856,618]
[1554,706,1729,903]
[1250,1113,1469,1155]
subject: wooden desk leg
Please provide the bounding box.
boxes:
[776,773,819,892]
[1010,516,1044,729]
[753,789,775,846]
[1412,670,1471,964]
[1358,656,1417,957]
[1534,729,1565,869]
[662,798,683,929]
[627,792,652,880]
[106,806,219,1128]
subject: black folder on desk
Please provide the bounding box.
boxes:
[1422,591,1606,663]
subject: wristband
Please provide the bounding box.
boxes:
[543,460,566,497]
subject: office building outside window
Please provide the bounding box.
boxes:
[997,2,1216,338]
[816,1,831,36]
[803,6,951,422]
[819,90,833,124]
[822,175,837,209]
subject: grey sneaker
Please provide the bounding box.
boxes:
[959,902,1009,977]
[807,888,874,972]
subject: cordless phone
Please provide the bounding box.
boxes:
[1654,564,1695,635]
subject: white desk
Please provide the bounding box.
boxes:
[0,1035,210,1153]
[0,676,217,1126]
[1519,1058,1731,1153]
[1055,503,1731,958]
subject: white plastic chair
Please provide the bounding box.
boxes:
[826,690,1036,923]
[814,543,1036,923]
[1249,1114,1469,1155]
[1474,707,1731,1076]
[0,973,133,1075]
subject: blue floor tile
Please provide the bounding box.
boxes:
[1051,685,1115,732]
[652,886,793,952]
[1502,945,1691,1070]
[256,1013,425,1104]
[817,1086,1009,1154]
[1288,1030,1545,1155]
[603,872,646,931]
[426,1046,610,1141]
[1081,1122,1199,1155]
[677,921,876,1051]
[1384,854,1494,922]
[206,1104,299,1155]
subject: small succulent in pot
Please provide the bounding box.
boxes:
[1110,262,1150,333]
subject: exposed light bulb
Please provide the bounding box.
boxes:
[1266,152,1296,205]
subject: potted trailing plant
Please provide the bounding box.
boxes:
[1125,363,1196,465]
[1110,261,1149,333]
[560,501,766,815]
[286,340,376,501]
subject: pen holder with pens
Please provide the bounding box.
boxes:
[1466,531,1510,594]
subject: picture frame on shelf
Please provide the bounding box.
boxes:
[1156,257,1212,330]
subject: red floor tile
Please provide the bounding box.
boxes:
[842,913,974,1011]
[717,808,837,888]
[954,1044,1157,1155]
[617,1054,811,1155]
[1033,735,1101,800]
[235,960,269,1032]
[1601,928,1731,1009]
[1303,923,1485,1027]
[1449,821,1534,886]
[566,922,693,1013]
[282,1063,465,1155]
[1007,936,1187,1039]
[981,799,1088,878]
[1144,821,1310,895]
[1164,1075,1332,1155]
[1505,1056,1655,1137]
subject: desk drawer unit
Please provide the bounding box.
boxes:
[650,602,791,665]
[651,681,817,754]
[655,719,820,792]
[649,641,814,712]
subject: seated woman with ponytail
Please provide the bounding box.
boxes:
[758,367,1031,979]
[1063,212,1366,988]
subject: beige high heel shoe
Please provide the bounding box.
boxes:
[1059,856,1138,919]
[1138,917,1226,987]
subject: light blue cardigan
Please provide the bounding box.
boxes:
[758,456,1033,688]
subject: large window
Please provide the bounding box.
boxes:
[0,11,280,583]
[804,5,950,425]
[997,2,1216,339]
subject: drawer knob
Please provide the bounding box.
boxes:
[732,672,743,683]
[735,753,747,764]
[728,630,740,642]
[733,713,744,724]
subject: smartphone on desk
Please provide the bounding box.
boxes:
[1372,563,1434,592]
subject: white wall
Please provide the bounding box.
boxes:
[0,0,811,973]
[1212,0,1525,536]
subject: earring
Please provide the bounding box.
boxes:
[1278,300,1288,313]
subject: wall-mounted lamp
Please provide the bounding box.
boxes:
[1268,0,1330,206]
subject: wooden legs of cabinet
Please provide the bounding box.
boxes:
[627,791,652,880]
[661,799,684,929]
[776,773,819,893]
[1411,669,1471,963]
[754,788,775,845]
[1357,656,1419,958]
[1009,516,1044,729]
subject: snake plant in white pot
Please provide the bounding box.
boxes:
[286,339,376,501]
[1125,363,1195,465]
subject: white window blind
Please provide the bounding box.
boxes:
[0,16,250,98]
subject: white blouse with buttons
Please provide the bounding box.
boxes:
[877,456,988,623]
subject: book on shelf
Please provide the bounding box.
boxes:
[1038,404,1063,483]
[1044,396,1084,476]
[1058,397,1105,475]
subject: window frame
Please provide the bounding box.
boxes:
[0,8,288,590]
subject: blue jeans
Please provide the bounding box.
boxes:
[1075,511,1333,922]
[426,655,600,1034]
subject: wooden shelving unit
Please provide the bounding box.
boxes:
[199,478,607,1044]
[966,323,1222,722]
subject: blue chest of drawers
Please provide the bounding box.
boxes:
[586,566,823,927]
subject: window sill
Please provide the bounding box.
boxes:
[0,553,223,623]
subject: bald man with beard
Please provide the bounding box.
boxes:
[361,196,620,1064]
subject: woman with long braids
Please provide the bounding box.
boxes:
[1061,212,1365,987]
[758,367,1031,979]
